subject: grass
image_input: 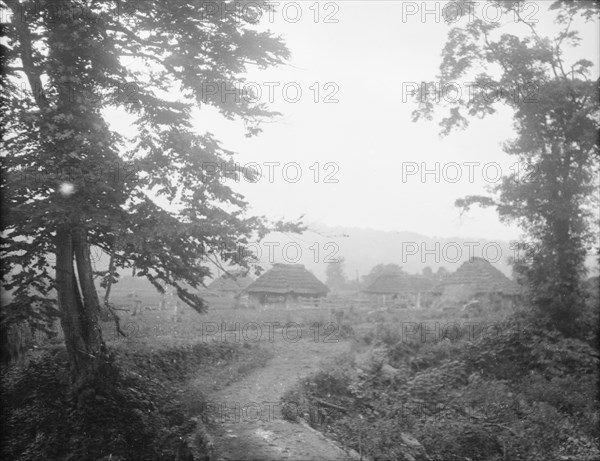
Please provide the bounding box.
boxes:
[279,298,600,461]
[94,292,514,343]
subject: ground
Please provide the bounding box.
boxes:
[190,332,359,461]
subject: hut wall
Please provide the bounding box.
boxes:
[248,292,329,309]
[247,292,301,309]
[247,293,263,309]
[441,284,479,303]
[222,290,238,299]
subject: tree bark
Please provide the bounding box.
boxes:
[72,229,105,355]
[56,227,87,374]
[103,246,116,309]
[56,227,113,402]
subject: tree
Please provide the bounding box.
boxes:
[362,263,405,288]
[413,1,599,336]
[435,266,449,278]
[1,0,300,396]
[325,257,348,292]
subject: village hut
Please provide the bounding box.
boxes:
[432,257,520,310]
[363,273,434,308]
[244,263,329,308]
[207,271,254,299]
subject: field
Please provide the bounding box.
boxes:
[88,293,518,460]
[90,289,515,349]
[6,291,598,461]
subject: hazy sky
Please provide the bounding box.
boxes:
[119,1,600,241]
[186,1,599,240]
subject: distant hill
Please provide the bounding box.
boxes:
[255,223,516,282]
[260,223,599,283]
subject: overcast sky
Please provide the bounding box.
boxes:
[117,1,600,241]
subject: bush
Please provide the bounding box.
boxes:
[1,341,252,460]
[282,314,600,461]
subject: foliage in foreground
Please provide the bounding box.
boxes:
[1,340,268,461]
[282,310,600,461]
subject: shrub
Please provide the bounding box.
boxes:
[282,313,600,461]
[1,341,251,460]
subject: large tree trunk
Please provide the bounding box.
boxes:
[56,227,113,404]
[72,229,104,349]
[533,146,585,336]
[103,246,116,310]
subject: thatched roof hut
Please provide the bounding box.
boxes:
[363,274,434,295]
[207,271,253,297]
[433,257,519,296]
[433,258,520,309]
[244,264,328,307]
[363,273,434,308]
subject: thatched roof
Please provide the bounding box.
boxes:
[245,264,329,296]
[433,258,519,295]
[207,271,254,293]
[363,274,434,294]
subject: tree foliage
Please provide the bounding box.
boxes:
[1,0,300,383]
[413,0,600,336]
[325,256,348,292]
[362,263,405,288]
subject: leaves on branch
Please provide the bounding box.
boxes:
[1,0,300,326]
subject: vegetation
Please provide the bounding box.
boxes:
[413,0,600,337]
[362,263,406,288]
[1,339,271,460]
[1,1,598,460]
[325,257,349,292]
[1,0,300,391]
[282,290,600,460]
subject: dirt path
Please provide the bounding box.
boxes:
[194,334,358,461]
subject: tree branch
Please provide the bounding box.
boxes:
[8,2,49,111]
[105,23,163,48]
